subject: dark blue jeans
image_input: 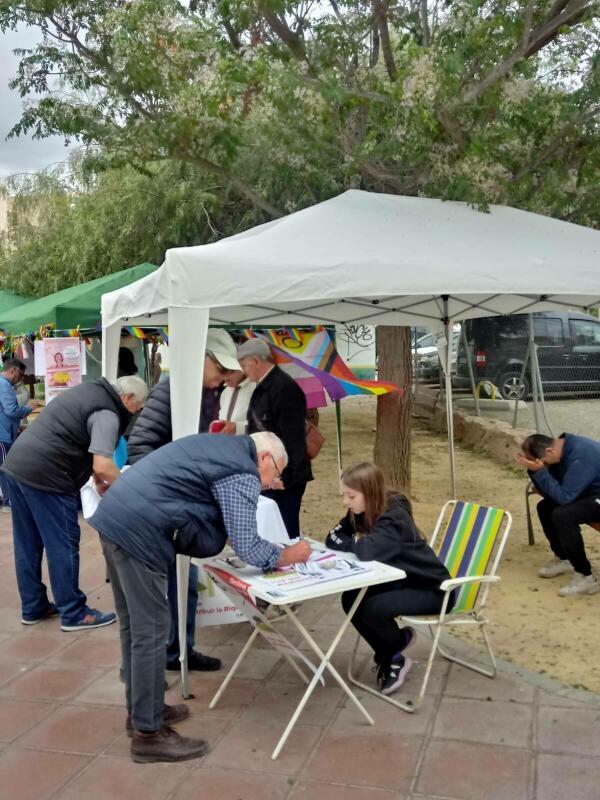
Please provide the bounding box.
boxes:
[0,441,12,507]
[342,581,454,666]
[6,475,89,625]
[166,560,198,661]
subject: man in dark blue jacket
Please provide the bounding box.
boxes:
[89,431,310,763]
[518,433,600,597]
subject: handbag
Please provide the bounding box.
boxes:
[305,421,325,460]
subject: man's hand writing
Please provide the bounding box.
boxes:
[276,540,312,567]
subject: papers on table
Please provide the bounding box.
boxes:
[255,551,372,596]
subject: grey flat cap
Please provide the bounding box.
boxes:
[237,338,272,360]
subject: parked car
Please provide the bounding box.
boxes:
[455,311,600,399]
[413,326,461,380]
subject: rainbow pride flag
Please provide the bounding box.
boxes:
[243,326,402,402]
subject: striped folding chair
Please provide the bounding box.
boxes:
[347,500,512,712]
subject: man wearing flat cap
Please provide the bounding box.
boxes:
[237,338,312,537]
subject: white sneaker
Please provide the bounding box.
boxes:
[558,573,600,597]
[538,557,573,578]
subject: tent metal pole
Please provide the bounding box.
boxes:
[335,400,343,476]
[442,297,457,499]
[528,315,541,432]
[461,324,480,416]
[169,306,209,699]
[529,327,555,437]
[328,326,343,476]
[512,344,531,429]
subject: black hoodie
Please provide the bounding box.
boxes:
[325,495,451,591]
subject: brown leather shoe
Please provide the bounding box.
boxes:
[131,725,209,763]
[126,703,190,737]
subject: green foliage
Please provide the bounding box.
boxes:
[0,155,242,295]
[0,0,599,290]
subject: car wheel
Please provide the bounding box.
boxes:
[498,371,530,401]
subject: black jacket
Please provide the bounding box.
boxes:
[246,366,312,488]
[127,377,218,465]
[2,378,130,495]
[325,496,451,590]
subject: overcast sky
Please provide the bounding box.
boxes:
[0,25,74,180]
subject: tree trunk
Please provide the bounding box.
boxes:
[373,326,413,491]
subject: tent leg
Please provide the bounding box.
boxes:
[512,344,531,429]
[168,306,210,697]
[531,335,554,437]
[461,325,480,416]
[176,554,191,699]
[101,321,121,382]
[528,316,541,432]
[329,328,343,477]
[335,400,343,476]
[445,369,456,499]
[442,300,456,499]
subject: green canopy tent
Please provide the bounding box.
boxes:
[0,263,158,334]
[0,290,34,325]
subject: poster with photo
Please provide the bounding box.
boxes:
[44,337,82,402]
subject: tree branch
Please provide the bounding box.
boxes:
[459,0,593,106]
[190,155,284,218]
[371,0,397,81]
[420,0,431,48]
[436,106,469,148]
[512,104,600,182]
[435,0,596,147]
[258,2,317,77]
[521,0,536,48]
[370,24,380,68]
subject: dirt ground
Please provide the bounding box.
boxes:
[301,396,600,694]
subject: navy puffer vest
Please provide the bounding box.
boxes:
[2,378,130,495]
[89,434,259,574]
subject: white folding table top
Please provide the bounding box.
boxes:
[204,543,406,605]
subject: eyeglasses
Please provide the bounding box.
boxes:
[269,454,282,480]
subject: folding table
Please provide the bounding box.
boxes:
[203,548,406,759]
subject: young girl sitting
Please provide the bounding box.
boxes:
[325,462,453,696]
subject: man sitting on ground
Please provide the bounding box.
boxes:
[517,432,600,597]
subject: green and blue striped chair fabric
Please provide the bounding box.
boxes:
[435,501,505,613]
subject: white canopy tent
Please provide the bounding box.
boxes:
[100,189,600,694]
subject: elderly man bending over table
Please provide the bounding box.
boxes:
[89,430,311,764]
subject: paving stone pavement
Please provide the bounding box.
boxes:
[1,513,599,800]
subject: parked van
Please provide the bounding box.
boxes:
[455,311,600,399]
